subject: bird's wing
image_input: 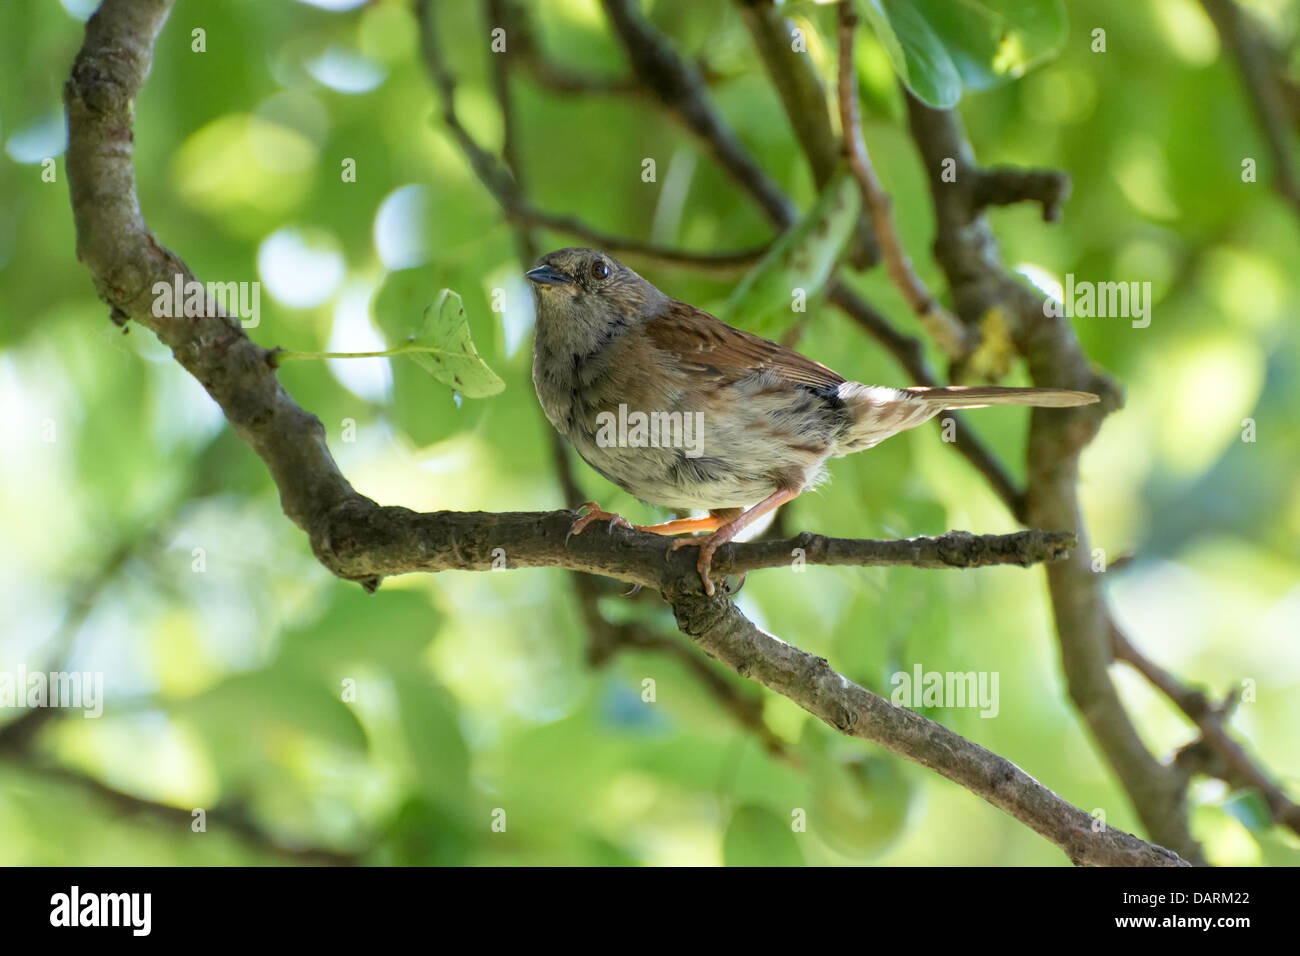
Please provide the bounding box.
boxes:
[642,299,846,390]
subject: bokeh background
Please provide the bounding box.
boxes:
[0,0,1297,865]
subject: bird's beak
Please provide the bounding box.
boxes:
[525,265,571,286]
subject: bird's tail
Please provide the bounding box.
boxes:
[834,383,1099,455]
[903,385,1100,410]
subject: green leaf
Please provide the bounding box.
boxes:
[915,0,1067,90]
[723,804,805,867]
[373,271,505,398]
[860,0,963,108]
[859,0,1067,107]
[720,165,860,335]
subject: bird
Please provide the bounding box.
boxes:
[526,247,1098,595]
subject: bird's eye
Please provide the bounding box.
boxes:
[590,260,610,280]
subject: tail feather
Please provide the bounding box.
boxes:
[903,385,1099,410]
[832,383,1099,455]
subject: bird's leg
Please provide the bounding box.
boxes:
[566,501,633,543]
[670,490,800,596]
[569,504,733,543]
[634,514,732,536]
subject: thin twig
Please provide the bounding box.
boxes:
[834,2,969,360]
[509,204,769,271]
[1200,0,1300,218]
[0,745,359,865]
[1112,625,1300,838]
[736,0,878,267]
[600,0,799,229]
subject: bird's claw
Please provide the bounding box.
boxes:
[667,535,724,596]
[566,501,632,545]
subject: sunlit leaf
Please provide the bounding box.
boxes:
[859,0,1067,107]
[373,271,505,398]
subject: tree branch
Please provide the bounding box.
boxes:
[971,165,1072,222]
[309,500,1075,591]
[0,732,359,866]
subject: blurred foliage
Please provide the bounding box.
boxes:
[0,0,1298,866]
[721,163,859,335]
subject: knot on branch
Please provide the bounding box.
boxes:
[973,166,1073,222]
[309,495,398,590]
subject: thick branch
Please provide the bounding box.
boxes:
[971,165,1072,222]
[310,501,1074,590]
[65,0,358,537]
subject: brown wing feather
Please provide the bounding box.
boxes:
[642,300,845,390]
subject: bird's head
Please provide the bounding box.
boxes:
[525,248,664,327]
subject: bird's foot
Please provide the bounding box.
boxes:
[566,501,632,545]
[669,533,732,597]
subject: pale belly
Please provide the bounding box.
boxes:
[563,373,844,511]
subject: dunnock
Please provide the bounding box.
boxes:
[527,247,1097,595]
